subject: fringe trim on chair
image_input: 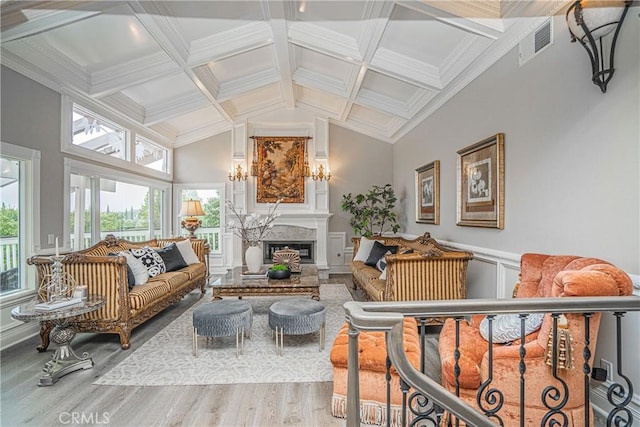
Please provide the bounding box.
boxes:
[331,394,408,427]
[544,314,574,369]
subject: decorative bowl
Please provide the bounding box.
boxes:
[268,268,291,280]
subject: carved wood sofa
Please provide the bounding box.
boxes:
[28,235,208,350]
[350,233,474,321]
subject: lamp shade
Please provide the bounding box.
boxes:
[180,199,205,217]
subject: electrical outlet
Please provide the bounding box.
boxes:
[47,234,55,245]
[600,359,613,382]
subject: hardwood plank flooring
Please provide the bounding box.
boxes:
[0,274,442,427]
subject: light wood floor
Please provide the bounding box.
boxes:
[1,275,442,427]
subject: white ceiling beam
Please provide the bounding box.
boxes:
[261,0,295,109]
[127,0,234,123]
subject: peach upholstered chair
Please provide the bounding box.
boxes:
[438,253,633,426]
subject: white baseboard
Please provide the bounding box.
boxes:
[591,382,640,422]
[0,322,40,351]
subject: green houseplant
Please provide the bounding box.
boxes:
[268,263,291,279]
[341,184,400,237]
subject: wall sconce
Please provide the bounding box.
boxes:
[180,199,205,238]
[311,164,331,181]
[566,0,631,93]
[228,164,248,181]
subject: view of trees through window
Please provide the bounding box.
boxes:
[0,156,21,294]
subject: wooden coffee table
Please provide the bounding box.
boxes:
[211,265,320,300]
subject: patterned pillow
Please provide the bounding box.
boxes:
[376,250,392,280]
[130,246,166,277]
[479,313,545,343]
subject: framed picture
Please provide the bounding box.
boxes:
[255,136,306,203]
[457,133,504,229]
[415,160,440,224]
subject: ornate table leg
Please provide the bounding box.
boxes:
[39,319,94,386]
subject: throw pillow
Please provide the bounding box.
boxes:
[130,246,166,277]
[155,243,188,272]
[353,237,381,262]
[376,250,392,280]
[108,252,136,290]
[115,251,149,287]
[479,313,545,343]
[175,239,200,265]
[365,241,398,267]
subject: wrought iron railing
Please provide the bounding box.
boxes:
[344,296,640,427]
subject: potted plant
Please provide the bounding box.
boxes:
[268,263,291,280]
[341,184,401,237]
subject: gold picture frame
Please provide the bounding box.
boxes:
[255,136,306,203]
[457,133,504,229]
[415,160,440,224]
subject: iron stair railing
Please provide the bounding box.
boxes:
[344,296,640,427]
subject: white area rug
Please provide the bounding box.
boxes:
[94,284,351,386]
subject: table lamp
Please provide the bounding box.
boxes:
[180,199,205,238]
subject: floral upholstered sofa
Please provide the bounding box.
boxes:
[28,235,208,350]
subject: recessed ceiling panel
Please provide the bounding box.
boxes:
[222,83,283,116]
[208,45,276,83]
[166,2,266,43]
[359,70,421,103]
[295,84,346,116]
[122,73,200,106]
[36,4,158,68]
[383,5,469,66]
[347,104,399,132]
[294,46,355,81]
[294,1,365,40]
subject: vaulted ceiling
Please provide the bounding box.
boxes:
[1,1,564,146]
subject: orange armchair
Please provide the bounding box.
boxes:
[438,253,633,426]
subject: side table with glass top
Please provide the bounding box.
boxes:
[11,296,105,386]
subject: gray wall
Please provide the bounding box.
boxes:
[393,12,639,274]
[1,66,64,252]
[172,132,232,183]
[327,125,394,243]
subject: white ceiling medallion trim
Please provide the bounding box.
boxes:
[217,69,282,102]
[369,48,443,90]
[188,22,274,67]
[144,92,209,125]
[289,22,362,62]
[90,52,179,97]
[100,93,146,124]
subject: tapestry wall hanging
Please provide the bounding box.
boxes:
[253,136,308,203]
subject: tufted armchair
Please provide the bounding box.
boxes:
[438,253,633,426]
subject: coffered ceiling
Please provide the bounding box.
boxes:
[1,1,564,146]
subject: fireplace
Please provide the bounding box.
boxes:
[263,241,314,264]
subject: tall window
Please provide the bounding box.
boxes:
[0,142,40,297]
[176,186,223,253]
[68,161,169,249]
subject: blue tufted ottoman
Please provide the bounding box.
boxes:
[268,298,326,356]
[192,300,252,358]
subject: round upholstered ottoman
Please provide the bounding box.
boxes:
[192,300,252,358]
[268,298,326,356]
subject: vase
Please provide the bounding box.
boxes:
[245,245,263,273]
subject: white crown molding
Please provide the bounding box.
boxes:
[355,88,412,120]
[231,97,286,121]
[289,22,362,62]
[263,1,296,109]
[293,67,350,98]
[89,52,179,97]
[174,121,232,148]
[217,68,281,102]
[144,91,209,125]
[328,118,395,144]
[369,48,443,91]
[188,21,274,67]
[294,86,347,118]
[439,34,492,87]
[0,47,63,93]
[345,107,405,137]
[99,92,145,124]
[192,64,221,99]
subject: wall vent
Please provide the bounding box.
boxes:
[519,18,553,66]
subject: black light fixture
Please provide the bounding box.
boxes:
[566,0,631,93]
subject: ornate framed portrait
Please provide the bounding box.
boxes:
[254,136,306,203]
[456,133,504,229]
[415,160,440,224]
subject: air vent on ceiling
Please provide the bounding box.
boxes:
[519,18,553,66]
